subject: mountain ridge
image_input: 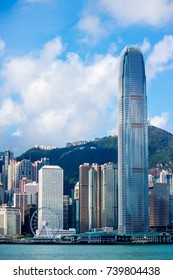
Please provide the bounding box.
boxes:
[15,125,173,194]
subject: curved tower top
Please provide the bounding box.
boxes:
[119,46,146,98]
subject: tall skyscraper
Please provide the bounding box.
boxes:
[118,46,148,234]
[101,163,118,229]
[79,163,90,233]
[80,162,118,232]
[2,150,14,191]
[38,165,63,230]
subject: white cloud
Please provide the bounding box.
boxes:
[40,36,64,62]
[0,37,119,153]
[12,129,23,137]
[146,35,173,80]
[150,112,169,128]
[78,15,107,43]
[98,0,173,27]
[0,38,5,53]
[140,38,151,53]
[0,99,25,129]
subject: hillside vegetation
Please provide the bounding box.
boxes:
[16,126,173,194]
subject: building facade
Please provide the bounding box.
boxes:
[0,181,4,206]
[149,183,170,229]
[74,182,80,233]
[0,206,21,236]
[34,157,49,183]
[80,162,118,233]
[13,192,28,227]
[2,150,14,191]
[118,46,148,234]
[24,181,38,205]
[101,163,118,228]
[15,159,34,188]
[79,163,91,233]
[38,165,63,230]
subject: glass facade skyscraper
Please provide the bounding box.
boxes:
[118,46,148,234]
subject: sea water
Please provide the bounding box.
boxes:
[0,244,173,260]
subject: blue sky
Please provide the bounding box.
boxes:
[0,0,173,155]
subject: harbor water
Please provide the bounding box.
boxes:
[0,244,173,260]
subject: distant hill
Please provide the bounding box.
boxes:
[16,126,173,194]
[148,126,173,167]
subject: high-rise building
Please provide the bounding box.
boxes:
[0,181,4,205]
[38,165,63,230]
[2,150,14,191]
[118,46,148,234]
[24,181,38,205]
[80,162,118,232]
[0,205,21,236]
[74,182,80,233]
[149,183,170,230]
[18,177,32,193]
[34,157,49,183]
[79,163,91,233]
[101,163,118,228]
[88,165,98,231]
[13,192,28,226]
[169,193,173,227]
[8,158,17,190]
[15,159,34,188]
[63,195,71,230]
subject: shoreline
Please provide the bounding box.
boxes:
[0,240,173,245]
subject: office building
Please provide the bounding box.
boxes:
[0,181,4,205]
[166,173,173,193]
[19,177,32,193]
[80,163,118,232]
[160,170,168,183]
[74,182,80,233]
[38,165,63,230]
[34,157,49,183]
[7,158,17,190]
[24,181,38,205]
[149,183,169,230]
[169,192,173,227]
[118,46,148,234]
[13,192,28,226]
[63,195,71,230]
[79,163,91,233]
[101,163,118,228]
[0,205,21,236]
[2,150,14,190]
[88,165,98,231]
[15,159,34,188]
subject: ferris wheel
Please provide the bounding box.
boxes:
[30,207,61,238]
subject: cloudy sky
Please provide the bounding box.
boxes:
[0,0,173,155]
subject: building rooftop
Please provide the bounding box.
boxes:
[41,165,62,170]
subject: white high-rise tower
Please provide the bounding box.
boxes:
[38,165,63,230]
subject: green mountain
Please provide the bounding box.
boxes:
[17,126,173,194]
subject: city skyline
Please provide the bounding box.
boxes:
[0,1,173,155]
[118,47,148,234]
